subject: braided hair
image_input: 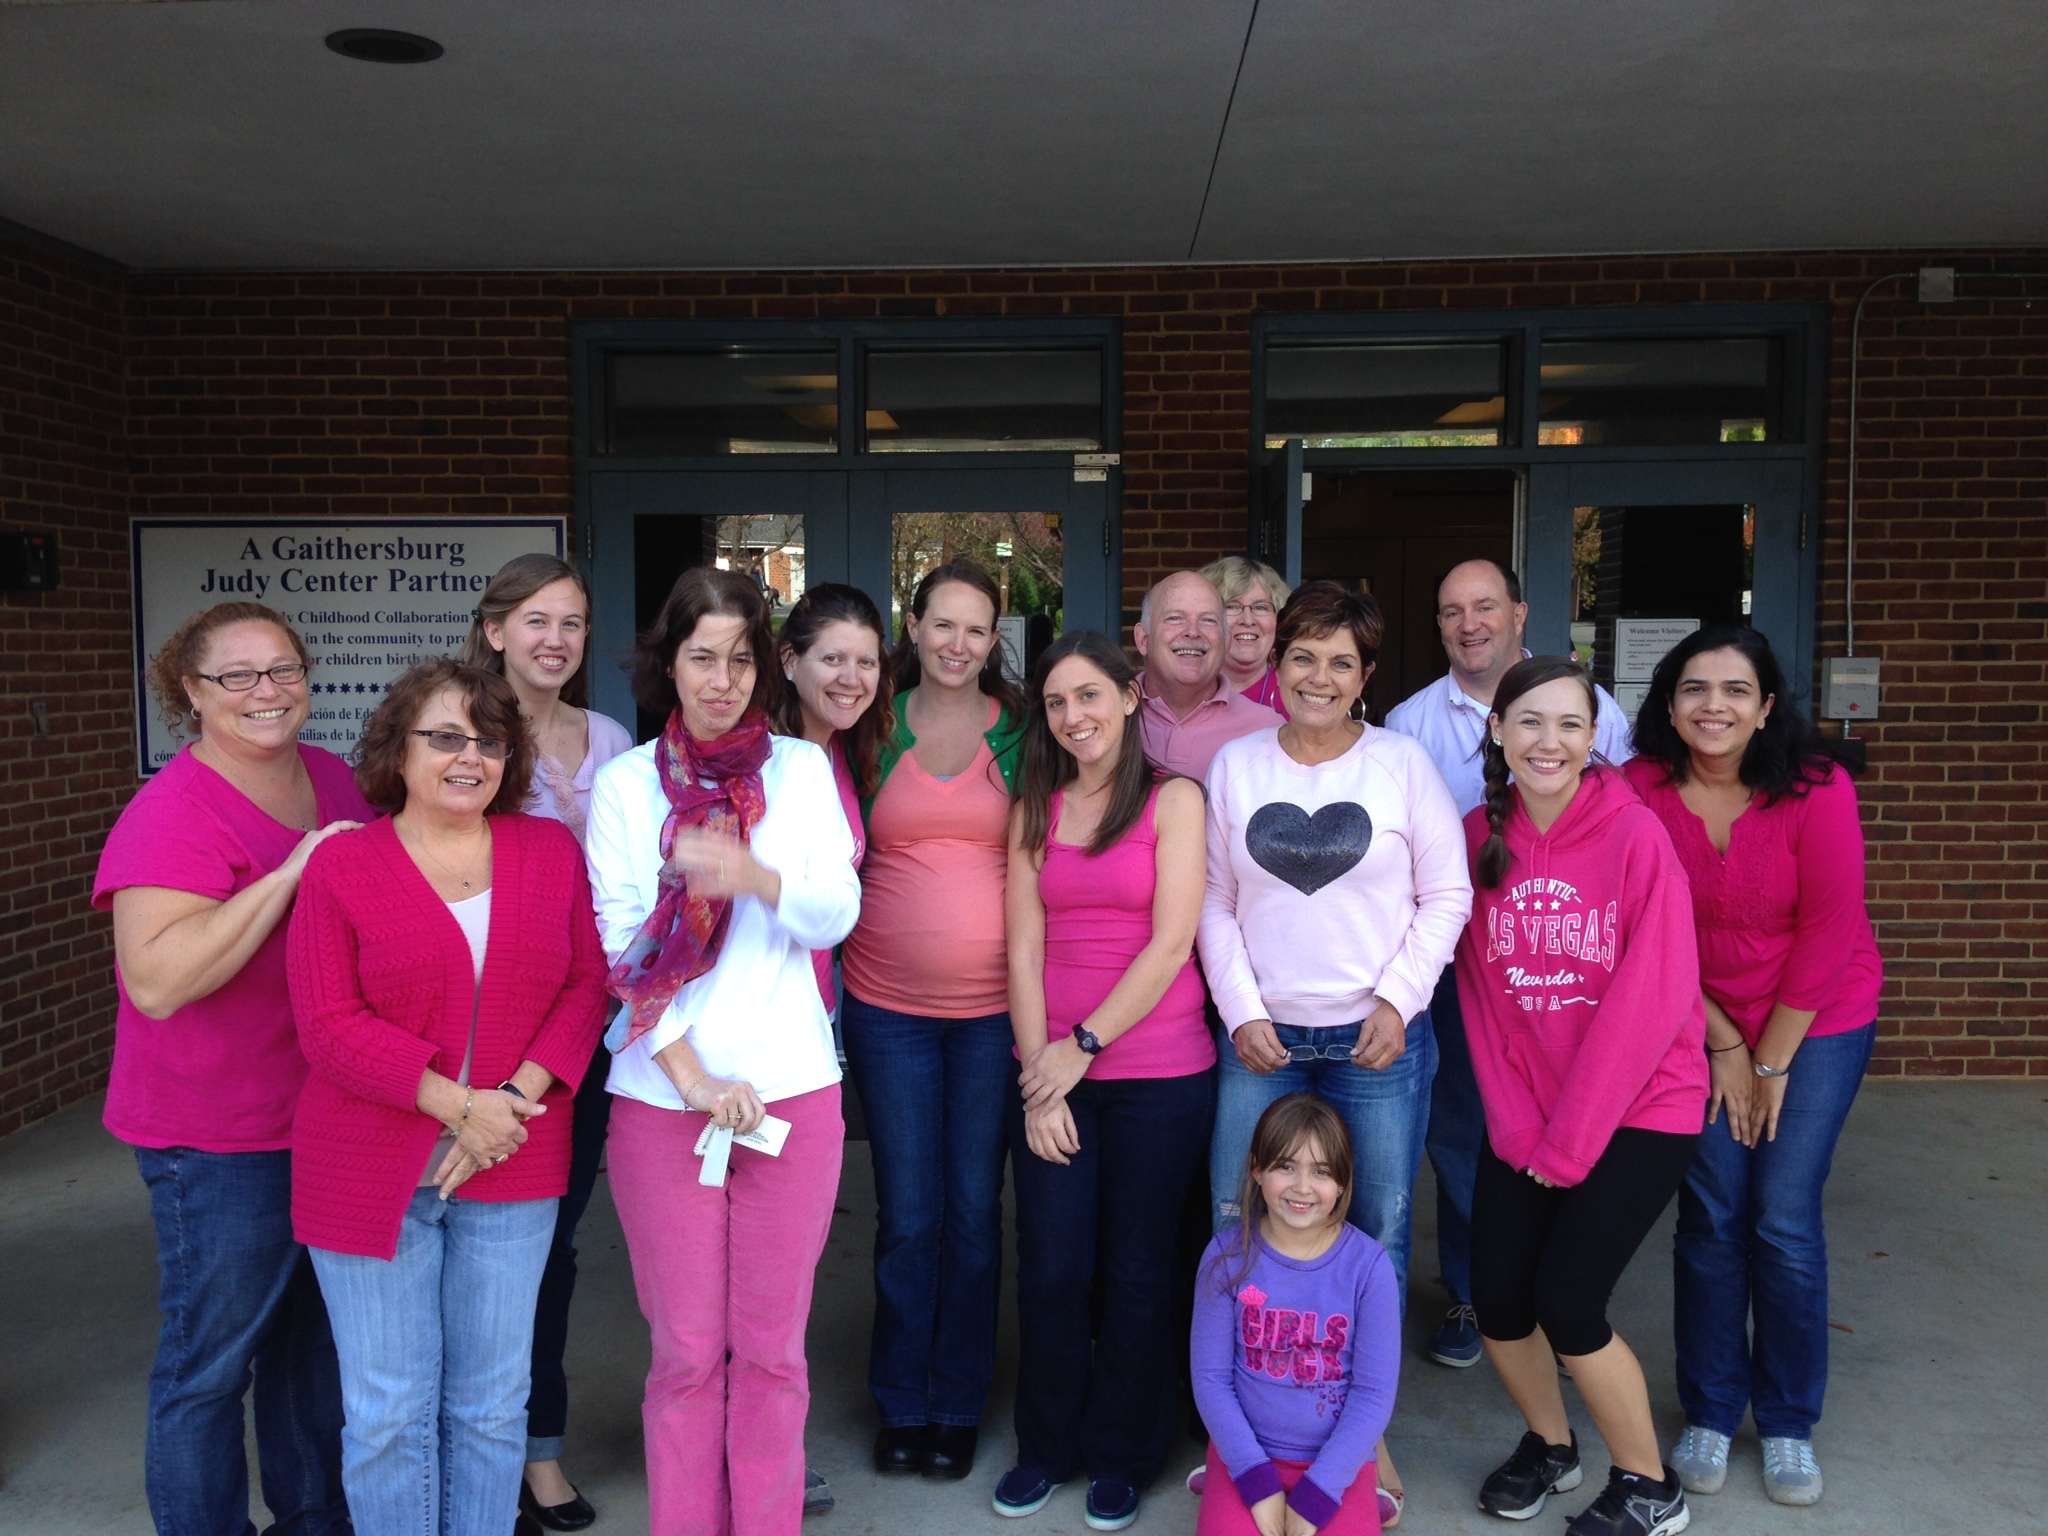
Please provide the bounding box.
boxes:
[1475,656,1601,889]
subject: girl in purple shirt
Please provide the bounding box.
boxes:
[1193,1093,1401,1536]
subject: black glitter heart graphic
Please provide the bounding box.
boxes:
[1245,801,1374,896]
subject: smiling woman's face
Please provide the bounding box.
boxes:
[671,611,757,739]
[1671,646,1772,766]
[399,687,505,819]
[1276,627,1370,727]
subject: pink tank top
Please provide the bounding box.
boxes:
[841,737,1010,1017]
[1037,784,1214,1080]
[810,735,867,1011]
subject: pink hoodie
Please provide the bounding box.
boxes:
[1454,767,1707,1187]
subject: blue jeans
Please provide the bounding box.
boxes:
[841,994,1013,1427]
[1423,967,1482,1305]
[134,1146,350,1536]
[310,1190,556,1536]
[1210,1013,1438,1311]
[1674,1023,1874,1440]
[525,1035,614,1461]
[1009,1069,1215,1484]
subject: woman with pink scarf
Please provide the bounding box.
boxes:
[583,568,861,1534]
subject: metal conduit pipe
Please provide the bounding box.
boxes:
[1845,267,2048,657]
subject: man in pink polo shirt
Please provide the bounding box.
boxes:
[1134,569,1281,782]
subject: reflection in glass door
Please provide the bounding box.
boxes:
[888,511,1064,678]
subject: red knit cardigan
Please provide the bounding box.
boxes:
[286,813,608,1259]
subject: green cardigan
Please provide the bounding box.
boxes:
[862,686,1026,826]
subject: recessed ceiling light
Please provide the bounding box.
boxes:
[324,29,444,65]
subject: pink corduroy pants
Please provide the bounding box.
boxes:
[608,1086,844,1536]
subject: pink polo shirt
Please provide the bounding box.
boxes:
[1139,673,1282,783]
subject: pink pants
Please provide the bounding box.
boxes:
[608,1086,844,1536]
[1196,1442,1382,1536]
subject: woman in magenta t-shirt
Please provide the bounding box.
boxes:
[992,631,1213,1528]
[93,602,368,1536]
[1624,626,1881,1509]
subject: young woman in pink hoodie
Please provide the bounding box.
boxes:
[1454,658,1706,1536]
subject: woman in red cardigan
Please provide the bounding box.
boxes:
[287,659,607,1536]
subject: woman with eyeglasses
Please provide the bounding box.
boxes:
[285,658,608,1536]
[463,553,632,1532]
[1198,581,1472,1527]
[95,602,366,1536]
[1202,555,1292,717]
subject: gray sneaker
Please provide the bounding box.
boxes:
[803,1467,834,1515]
[1670,1427,1730,1495]
[1761,1437,1823,1506]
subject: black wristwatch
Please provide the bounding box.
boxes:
[497,1080,526,1099]
[1072,1026,1105,1056]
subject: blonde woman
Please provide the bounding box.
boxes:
[1201,555,1291,717]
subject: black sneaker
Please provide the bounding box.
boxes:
[1478,1430,1583,1520]
[1564,1466,1690,1536]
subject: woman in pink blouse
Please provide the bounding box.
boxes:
[1202,555,1291,717]
[1623,626,1881,1510]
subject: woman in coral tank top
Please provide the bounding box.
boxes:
[841,561,1026,1481]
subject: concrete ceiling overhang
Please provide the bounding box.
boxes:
[1,0,2043,271]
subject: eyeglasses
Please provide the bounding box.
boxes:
[197,663,307,691]
[1224,602,1277,620]
[409,729,511,760]
[1281,1043,1357,1063]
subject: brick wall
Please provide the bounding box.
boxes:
[4,243,2044,1134]
[0,237,131,1136]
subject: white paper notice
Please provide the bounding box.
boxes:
[1613,617,1702,683]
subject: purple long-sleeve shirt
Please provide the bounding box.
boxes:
[1191,1224,1401,1527]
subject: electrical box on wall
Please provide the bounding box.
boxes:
[1,531,59,592]
[1822,656,1881,721]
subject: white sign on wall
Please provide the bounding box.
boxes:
[1612,617,1702,683]
[132,518,566,775]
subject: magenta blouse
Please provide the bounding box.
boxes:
[809,735,868,1012]
[1622,758,1883,1047]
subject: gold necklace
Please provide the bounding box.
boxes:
[401,818,491,892]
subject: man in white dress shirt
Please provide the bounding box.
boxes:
[1384,557,1632,1368]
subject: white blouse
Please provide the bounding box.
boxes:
[585,734,861,1109]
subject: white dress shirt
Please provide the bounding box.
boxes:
[586,734,860,1109]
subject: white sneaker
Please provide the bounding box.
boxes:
[1670,1426,1730,1495]
[1761,1437,1823,1506]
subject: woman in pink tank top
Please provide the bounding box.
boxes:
[993,631,1216,1526]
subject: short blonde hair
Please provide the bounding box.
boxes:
[1201,555,1290,611]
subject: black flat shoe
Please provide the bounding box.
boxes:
[873,1425,926,1474]
[520,1482,596,1533]
[920,1424,978,1480]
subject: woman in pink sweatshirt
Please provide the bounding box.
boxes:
[1454,657,1704,1536]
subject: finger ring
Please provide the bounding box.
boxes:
[495,1153,509,1164]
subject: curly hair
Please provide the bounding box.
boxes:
[146,602,310,737]
[354,659,534,816]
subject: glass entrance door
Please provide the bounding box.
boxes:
[587,463,1116,733]
[1527,459,1807,718]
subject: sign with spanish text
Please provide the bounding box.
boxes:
[131,518,567,775]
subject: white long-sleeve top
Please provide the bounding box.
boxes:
[1198,726,1473,1033]
[586,734,860,1109]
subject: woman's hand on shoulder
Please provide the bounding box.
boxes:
[1234,1018,1289,1074]
[282,819,364,883]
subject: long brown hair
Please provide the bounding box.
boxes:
[888,559,1026,720]
[1476,656,1601,888]
[1211,1093,1356,1292]
[461,553,592,708]
[772,582,895,798]
[1014,631,1159,857]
